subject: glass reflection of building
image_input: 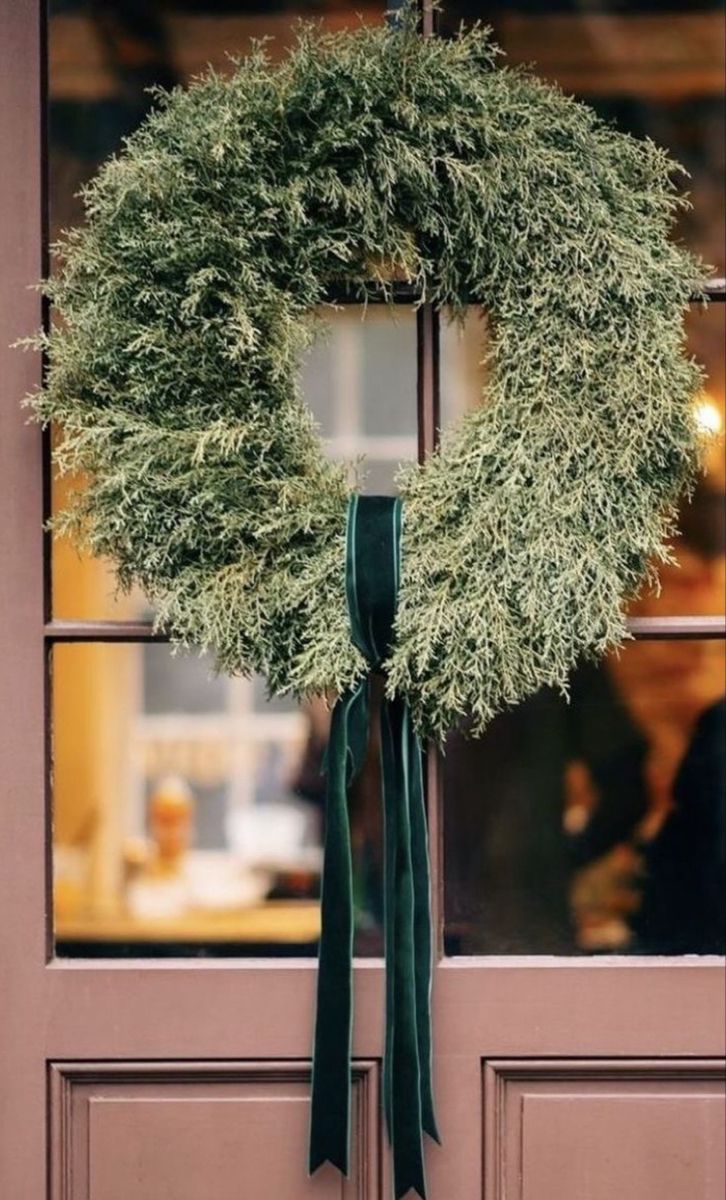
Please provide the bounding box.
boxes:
[49,1,725,957]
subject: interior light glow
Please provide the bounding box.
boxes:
[694,397,723,436]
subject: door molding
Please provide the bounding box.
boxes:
[50,1060,381,1200]
[484,1058,726,1200]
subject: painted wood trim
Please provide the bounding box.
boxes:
[0,2,48,1197]
[49,1060,381,1200]
[484,1057,726,1082]
[483,1057,726,1200]
[43,614,726,643]
[40,959,725,1060]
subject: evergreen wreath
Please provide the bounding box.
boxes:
[28,7,707,741]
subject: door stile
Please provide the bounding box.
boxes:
[0,1,49,1195]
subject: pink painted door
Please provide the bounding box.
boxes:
[1,3,725,1198]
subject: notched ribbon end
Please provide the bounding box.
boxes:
[308,1150,350,1179]
[424,1117,442,1147]
[395,1174,428,1200]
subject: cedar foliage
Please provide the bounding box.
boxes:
[27,7,706,738]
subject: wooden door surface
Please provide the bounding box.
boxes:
[1,3,724,1198]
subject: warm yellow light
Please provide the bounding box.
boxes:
[694,397,723,436]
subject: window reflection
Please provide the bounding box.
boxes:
[53,642,315,949]
[49,0,383,239]
[440,0,725,273]
[53,643,390,955]
[444,639,726,955]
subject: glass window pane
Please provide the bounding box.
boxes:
[444,639,726,956]
[439,2,725,620]
[440,0,725,272]
[51,305,416,619]
[440,304,726,619]
[47,0,404,621]
[49,0,384,236]
[52,642,388,957]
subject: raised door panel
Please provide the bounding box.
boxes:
[50,1062,379,1200]
[484,1060,725,1200]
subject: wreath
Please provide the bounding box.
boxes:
[28,9,707,1197]
[30,9,704,742]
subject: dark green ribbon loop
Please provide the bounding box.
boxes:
[309,494,439,1200]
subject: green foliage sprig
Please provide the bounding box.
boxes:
[28,7,705,739]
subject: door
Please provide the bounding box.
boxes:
[1,2,724,1198]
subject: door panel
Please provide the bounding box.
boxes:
[484,1061,725,1200]
[50,1062,379,1200]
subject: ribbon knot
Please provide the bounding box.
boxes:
[309,494,439,1200]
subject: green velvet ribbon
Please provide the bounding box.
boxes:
[309,494,439,1200]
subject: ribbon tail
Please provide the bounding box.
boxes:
[382,697,428,1200]
[407,710,440,1145]
[309,683,369,1178]
[381,696,397,1143]
[310,493,438,1197]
